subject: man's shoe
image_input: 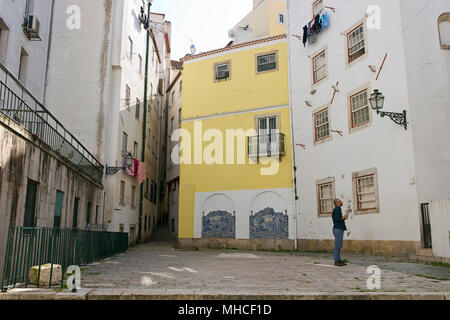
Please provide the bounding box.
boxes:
[335,261,344,266]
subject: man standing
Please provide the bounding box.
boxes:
[332,199,349,266]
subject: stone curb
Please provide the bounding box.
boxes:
[1,290,449,300]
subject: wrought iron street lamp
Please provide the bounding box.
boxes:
[369,89,407,130]
[106,152,133,176]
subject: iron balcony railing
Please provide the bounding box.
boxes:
[1,227,129,291]
[0,62,104,184]
[248,133,285,158]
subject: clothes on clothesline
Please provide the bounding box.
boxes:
[302,11,329,47]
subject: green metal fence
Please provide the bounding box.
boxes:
[1,227,128,291]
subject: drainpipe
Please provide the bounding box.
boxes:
[286,0,299,251]
[138,0,152,243]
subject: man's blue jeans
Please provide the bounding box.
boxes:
[333,228,344,262]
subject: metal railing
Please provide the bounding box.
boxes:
[248,133,285,158]
[0,62,104,184]
[1,227,129,291]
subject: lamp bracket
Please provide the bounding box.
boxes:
[378,110,407,130]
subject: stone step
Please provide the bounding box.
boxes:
[151,227,176,241]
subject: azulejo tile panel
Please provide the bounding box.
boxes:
[250,207,288,239]
[202,210,236,239]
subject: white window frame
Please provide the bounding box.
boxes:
[316,177,335,216]
[256,51,278,75]
[350,88,370,129]
[311,46,328,86]
[438,13,450,50]
[352,168,380,215]
[345,20,368,68]
[128,37,133,61]
[313,106,331,143]
[0,19,9,63]
[214,61,231,82]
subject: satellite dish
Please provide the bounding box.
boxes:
[228,29,236,39]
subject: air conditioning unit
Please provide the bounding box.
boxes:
[217,71,229,80]
[24,15,40,40]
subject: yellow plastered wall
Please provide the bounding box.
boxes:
[269,0,287,36]
[180,107,293,192]
[182,41,289,119]
[235,0,286,39]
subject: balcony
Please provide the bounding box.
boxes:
[0,62,104,184]
[248,133,285,158]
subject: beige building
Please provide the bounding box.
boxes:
[164,60,182,238]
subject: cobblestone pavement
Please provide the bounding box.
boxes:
[79,241,450,293]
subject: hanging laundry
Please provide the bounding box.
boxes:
[302,25,309,46]
[314,14,322,33]
[133,158,139,177]
[321,12,329,29]
[138,162,146,185]
[124,157,134,176]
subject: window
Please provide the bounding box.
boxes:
[119,224,124,233]
[120,181,125,205]
[125,85,131,110]
[170,117,174,134]
[313,0,323,17]
[356,175,376,210]
[352,168,379,214]
[145,178,149,198]
[86,202,92,225]
[95,205,99,225]
[279,14,284,24]
[134,142,138,158]
[18,48,28,84]
[131,186,136,208]
[172,91,175,104]
[122,132,128,155]
[138,54,143,74]
[438,13,450,50]
[314,107,330,141]
[72,197,79,229]
[214,61,230,81]
[250,114,283,157]
[24,179,38,228]
[317,178,335,215]
[136,98,140,119]
[347,24,366,63]
[0,19,10,63]
[179,80,182,93]
[128,37,133,60]
[54,191,64,229]
[350,89,370,128]
[178,109,182,126]
[312,49,327,84]
[256,52,277,73]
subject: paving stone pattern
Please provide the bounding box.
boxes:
[78,241,450,293]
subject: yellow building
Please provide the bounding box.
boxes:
[177,0,295,250]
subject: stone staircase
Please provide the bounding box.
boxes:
[151,226,177,241]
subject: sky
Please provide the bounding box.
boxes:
[150,0,254,61]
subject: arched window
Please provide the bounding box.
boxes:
[438,13,450,50]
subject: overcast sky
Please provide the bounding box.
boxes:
[151,0,253,61]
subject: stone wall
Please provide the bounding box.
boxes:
[0,113,104,280]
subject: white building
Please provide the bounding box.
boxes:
[287,0,450,260]
[0,0,52,100]
[43,0,169,244]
